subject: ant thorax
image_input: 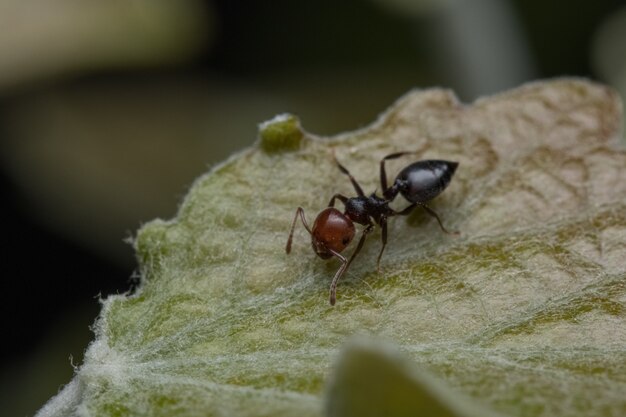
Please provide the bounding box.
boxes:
[343,194,392,226]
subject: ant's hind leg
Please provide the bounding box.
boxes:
[394,203,417,216]
[394,203,459,235]
[286,207,312,254]
[380,152,414,194]
[380,145,429,196]
[419,203,460,235]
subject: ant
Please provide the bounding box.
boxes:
[286,151,459,305]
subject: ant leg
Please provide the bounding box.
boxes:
[286,207,312,254]
[328,193,349,208]
[329,224,373,305]
[380,152,414,195]
[375,202,423,270]
[394,202,417,216]
[380,145,430,199]
[393,203,458,235]
[333,155,365,197]
[327,250,348,306]
[376,217,388,272]
[418,203,459,235]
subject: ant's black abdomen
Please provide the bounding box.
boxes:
[392,160,458,203]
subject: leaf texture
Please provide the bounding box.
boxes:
[38,79,626,417]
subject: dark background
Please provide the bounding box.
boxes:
[1,1,624,415]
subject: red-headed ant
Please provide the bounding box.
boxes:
[286,152,459,305]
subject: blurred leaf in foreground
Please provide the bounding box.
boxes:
[38,79,626,417]
[326,337,505,417]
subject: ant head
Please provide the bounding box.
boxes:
[311,207,355,259]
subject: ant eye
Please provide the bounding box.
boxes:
[342,237,350,245]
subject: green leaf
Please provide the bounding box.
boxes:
[38,79,626,417]
[325,337,505,417]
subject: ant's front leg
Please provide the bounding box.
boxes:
[329,223,373,305]
[328,193,349,208]
[327,249,348,306]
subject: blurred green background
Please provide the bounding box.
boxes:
[1,1,624,415]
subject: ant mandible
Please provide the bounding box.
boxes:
[286,151,459,305]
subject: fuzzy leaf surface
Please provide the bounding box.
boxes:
[38,79,626,417]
